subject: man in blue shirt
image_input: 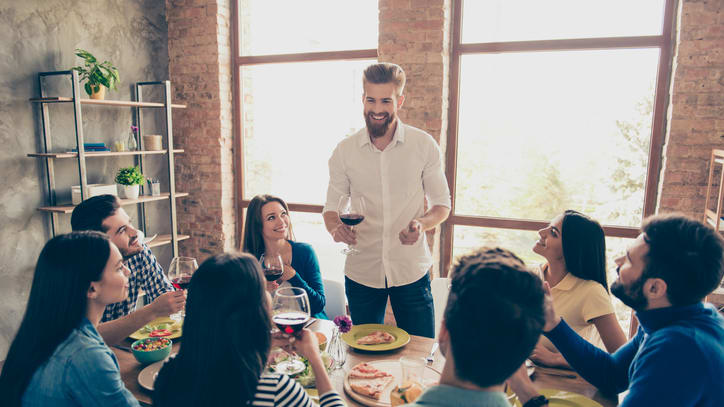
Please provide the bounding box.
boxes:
[510,214,724,406]
[406,247,545,407]
[71,195,185,345]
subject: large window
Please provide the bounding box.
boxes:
[233,1,378,282]
[445,0,675,332]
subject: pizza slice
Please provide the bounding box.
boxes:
[349,362,394,379]
[349,376,395,400]
[356,330,396,345]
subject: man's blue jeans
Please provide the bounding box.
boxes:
[345,273,435,338]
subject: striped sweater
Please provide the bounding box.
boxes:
[251,373,345,407]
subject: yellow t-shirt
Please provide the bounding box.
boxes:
[540,272,615,352]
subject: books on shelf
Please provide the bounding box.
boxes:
[70,143,110,152]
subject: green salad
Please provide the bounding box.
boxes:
[139,321,181,334]
[269,350,332,388]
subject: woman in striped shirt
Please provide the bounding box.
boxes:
[153,252,345,406]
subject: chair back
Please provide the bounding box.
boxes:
[431,277,450,338]
[323,278,347,319]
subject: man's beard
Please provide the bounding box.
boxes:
[364,111,395,139]
[611,273,649,311]
[120,237,143,259]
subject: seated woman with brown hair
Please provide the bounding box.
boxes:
[243,194,327,319]
[530,210,627,368]
[152,252,344,407]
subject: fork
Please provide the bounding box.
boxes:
[426,342,439,364]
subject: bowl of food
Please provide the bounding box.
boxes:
[131,337,172,365]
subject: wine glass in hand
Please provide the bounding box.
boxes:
[271,287,311,375]
[168,256,198,321]
[338,195,366,255]
[260,253,284,284]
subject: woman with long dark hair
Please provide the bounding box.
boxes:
[243,194,327,319]
[0,231,137,406]
[152,252,344,406]
[531,210,627,368]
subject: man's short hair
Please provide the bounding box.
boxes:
[641,213,724,306]
[445,247,545,387]
[362,62,406,96]
[70,194,120,233]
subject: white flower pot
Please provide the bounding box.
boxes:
[118,184,140,200]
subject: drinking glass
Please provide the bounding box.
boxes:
[260,253,284,283]
[337,195,366,255]
[167,256,198,321]
[271,287,311,374]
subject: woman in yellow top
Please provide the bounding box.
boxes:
[531,210,627,368]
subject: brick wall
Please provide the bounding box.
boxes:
[378,0,452,276]
[659,0,724,219]
[166,0,237,262]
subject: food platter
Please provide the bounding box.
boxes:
[130,317,182,340]
[343,359,440,407]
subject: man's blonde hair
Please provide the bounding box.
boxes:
[363,63,406,96]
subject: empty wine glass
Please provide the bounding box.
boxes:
[337,195,366,255]
[167,256,198,321]
[260,253,284,283]
[271,287,311,375]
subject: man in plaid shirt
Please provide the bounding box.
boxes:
[71,194,185,345]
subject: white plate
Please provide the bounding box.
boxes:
[143,234,158,245]
[138,359,166,391]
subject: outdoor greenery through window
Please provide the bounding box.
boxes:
[235,1,378,282]
[449,0,673,332]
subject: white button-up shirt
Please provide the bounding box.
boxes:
[323,121,451,288]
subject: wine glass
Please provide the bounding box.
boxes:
[167,256,198,321]
[260,253,284,283]
[337,195,366,255]
[271,287,311,375]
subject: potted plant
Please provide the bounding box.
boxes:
[115,166,145,199]
[72,48,120,100]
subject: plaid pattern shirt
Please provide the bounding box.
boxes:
[101,244,174,322]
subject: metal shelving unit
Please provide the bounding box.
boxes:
[29,70,188,257]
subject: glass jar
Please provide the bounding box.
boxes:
[327,327,346,370]
[127,130,138,151]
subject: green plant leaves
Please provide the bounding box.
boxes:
[73,48,120,95]
[115,166,145,186]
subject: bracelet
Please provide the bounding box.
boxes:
[522,395,549,407]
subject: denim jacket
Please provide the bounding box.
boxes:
[22,317,139,407]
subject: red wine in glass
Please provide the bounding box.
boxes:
[273,311,310,335]
[171,276,192,290]
[340,214,365,226]
[264,267,284,282]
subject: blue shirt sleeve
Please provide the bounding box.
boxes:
[65,343,139,407]
[287,241,327,317]
[619,329,706,406]
[544,318,639,394]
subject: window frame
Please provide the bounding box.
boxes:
[231,2,378,242]
[440,0,678,275]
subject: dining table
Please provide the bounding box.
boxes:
[113,319,617,406]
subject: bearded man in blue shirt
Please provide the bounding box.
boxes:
[510,213,724,407]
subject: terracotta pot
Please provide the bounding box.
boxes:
[90,85,107,100]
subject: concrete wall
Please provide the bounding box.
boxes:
[0,0,168,359]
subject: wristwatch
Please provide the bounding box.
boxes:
[522,395,549,407]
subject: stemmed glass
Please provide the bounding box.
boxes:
[168,256,198,321]
[271,287,311,375]
[337,195,366,255]
[260,253,284,283]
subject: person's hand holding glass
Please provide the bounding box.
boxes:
[337,195,366,255]
[260,253,284,291]
[271,287,311,374]
[168,256,198,321]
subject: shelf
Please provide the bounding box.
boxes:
[704,211,724,231]
[28,149,184,159]
[38,192,189,214]
[148,234,190,249]
[29,97,186,109]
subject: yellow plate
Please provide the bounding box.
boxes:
[129,317,182,340]
[341,324,410,351]
[508,388,603,407]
